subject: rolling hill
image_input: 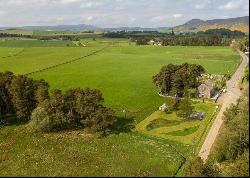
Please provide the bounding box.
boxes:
[1,16,248,33]
[174,16,249,33]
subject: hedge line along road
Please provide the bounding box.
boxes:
[199,50,249,161]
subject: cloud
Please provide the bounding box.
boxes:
[0,10,5,15]
[219,0,244,10]
[80,1,102,8]
[172,14,183,19]
[87,16,93,21]
[60,0,82,4]
[150,15,169,22]
[195,0,211,9]
[0,0,249,28]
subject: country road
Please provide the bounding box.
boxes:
[198,50,249,161]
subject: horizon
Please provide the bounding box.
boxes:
[0,0,249,28]
[0,15,249,29]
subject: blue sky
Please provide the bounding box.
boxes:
[0,0,249,27]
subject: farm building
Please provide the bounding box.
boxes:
[148,40,156,45]
[148,40,162,46]
[197,79,216,99]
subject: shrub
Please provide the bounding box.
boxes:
[165,97,178,112]
[29,107,54,132]
[177,98,194,118]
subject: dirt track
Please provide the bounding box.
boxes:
[198,50,249,161]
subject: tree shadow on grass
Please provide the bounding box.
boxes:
[110,116,135,134]
[0,115,29,128]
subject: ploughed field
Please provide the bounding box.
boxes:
[0,38,240,176]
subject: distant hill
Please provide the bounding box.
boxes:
[0,25,167,32]
[22,24,101,31]
[174,16,249,33]
[0,16,248,33]
[102,27,159,32]
[0,24,101,31]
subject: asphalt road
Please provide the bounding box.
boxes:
[198,50,249,161]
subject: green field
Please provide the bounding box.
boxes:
[0,47,101,74]
[136,102,217,145]
[0,38,241,176]
[0,42,240,121]
[0,39,76,47]
[33,30,103,37]
[0,29,34,35]
[0,125,188,177]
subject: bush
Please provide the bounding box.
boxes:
[187,88,197,98]
[165,97,178,112]
[29,107,54,132]
[177,98,194,118]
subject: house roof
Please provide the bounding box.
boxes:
[199,79,214,90]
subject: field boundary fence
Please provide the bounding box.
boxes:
[1,48,25,59]
[24,46,108,76]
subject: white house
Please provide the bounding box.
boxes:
[159,103,168,111]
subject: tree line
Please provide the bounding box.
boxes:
[132,28,247,46]
[103,31,171,38]
[0,32,85,42]
[197,28,246,38]
[134,36,233,46]
[232,37,249,52]
[161,36,232,46]
[0,71,116,135]
[0,33,32,38]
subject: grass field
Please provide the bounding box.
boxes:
[0,48,24,58]
[0,44,240,121]
[0,39,76,47]
[0,124,188,177]
[0,47,102,74]
[0,38,241,176]
[0,29,34,35]
[33,30,103,36]
[32,46,239,120]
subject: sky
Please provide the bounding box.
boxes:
[0,0,249,28]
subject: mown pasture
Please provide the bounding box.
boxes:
[0,38,241,176]
[32,46,239,120]
[0,39,76,47]
[0,29,34,35]
[0,43,240,121]
[0,125,188,177]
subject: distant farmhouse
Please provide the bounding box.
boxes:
[197,79,216,99]
[148,40,162,46]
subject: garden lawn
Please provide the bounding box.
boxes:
[136,101,217,145]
